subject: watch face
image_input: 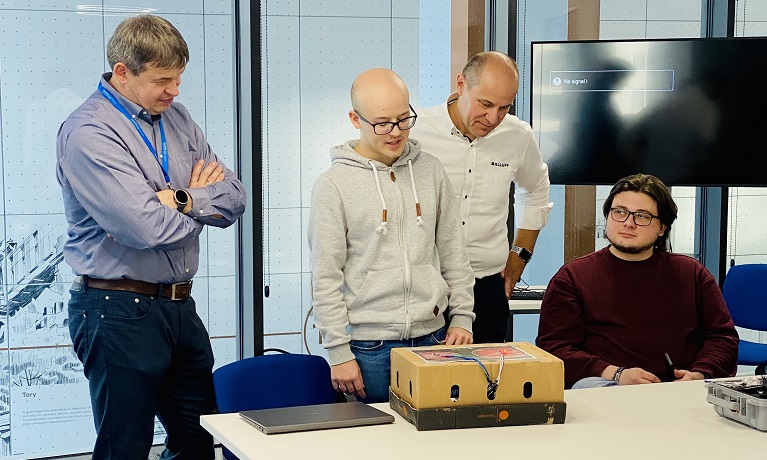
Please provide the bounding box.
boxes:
[174,189,188,212]
[513,246,532,263]
[174,189,188,204]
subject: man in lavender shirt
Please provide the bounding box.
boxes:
[56,15,245,460]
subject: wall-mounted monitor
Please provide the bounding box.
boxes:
[530,37,767,186]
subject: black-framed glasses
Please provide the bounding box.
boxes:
[609,207,659,227]
[355,104,417,135]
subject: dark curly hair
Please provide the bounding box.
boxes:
[602,173,678,252]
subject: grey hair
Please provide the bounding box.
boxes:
[461,51,519,88]
[107,15,189,75]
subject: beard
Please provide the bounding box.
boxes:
[607,235,656,255]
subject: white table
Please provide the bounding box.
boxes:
[506,298,542,341]
[200,380,767,460]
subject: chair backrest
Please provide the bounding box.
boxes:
[722,264,767,331]
[213,352,340,414]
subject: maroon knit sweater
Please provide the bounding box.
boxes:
[537,247,738,388]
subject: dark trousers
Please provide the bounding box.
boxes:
[471,273,509,344]
[68,281,215,460]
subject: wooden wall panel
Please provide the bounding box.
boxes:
[564,0,600,263]
[451,0,485,90]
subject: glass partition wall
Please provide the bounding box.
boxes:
[501,1,707,341]
[260,0,765,360]
[728,0,767,372]
[0,2,240,458]
[516,0,765,372]
[259,0,455,356]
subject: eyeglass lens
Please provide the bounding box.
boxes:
[372,116,416,134]
[611,208,654,226]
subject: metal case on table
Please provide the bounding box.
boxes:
[706,376,767,432]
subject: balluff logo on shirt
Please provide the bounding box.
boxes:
[490,161,509,168]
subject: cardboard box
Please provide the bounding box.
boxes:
[390,342,564,409]
[389,389,566,431]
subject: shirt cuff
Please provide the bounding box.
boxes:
[516,202,554,230]
[185,187,212,218]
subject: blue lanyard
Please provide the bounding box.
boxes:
[98,81,172,188]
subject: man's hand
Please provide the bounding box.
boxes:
[156,189,176,208]
[331,360,366,399]
[617,367,662,385]
[500,251,525,299]
[156,189,192,213]
[156,159,225,213]
[188,159,225,188]
[673,369,706,381]
[444,327,473,345]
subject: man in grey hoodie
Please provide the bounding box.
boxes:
[308,68,476,403]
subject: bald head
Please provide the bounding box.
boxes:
[348,68,413,165]
[350,68,410,115]
[462,51,519,89]
[451,52,519,141]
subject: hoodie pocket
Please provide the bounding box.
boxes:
[408,264,450,321]
[348,265,450,322]
[348,267,403,314]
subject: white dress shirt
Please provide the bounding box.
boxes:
[411,99,553,278]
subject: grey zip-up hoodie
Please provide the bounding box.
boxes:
[308,138,475,366]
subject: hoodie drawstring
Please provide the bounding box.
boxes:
[368,161,389,235]
[407,160,424,227]
[368,159,424,235]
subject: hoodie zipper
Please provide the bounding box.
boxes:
[389,167,412,339]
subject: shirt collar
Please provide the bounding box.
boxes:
[440,92,474,141]
[100,72,156,124]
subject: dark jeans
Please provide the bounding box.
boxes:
[472,273,509,344]
[350,326,447,403]
[68,280,215,460]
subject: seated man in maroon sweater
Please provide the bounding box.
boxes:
[537,173,738,389]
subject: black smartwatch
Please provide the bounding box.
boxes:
[510,245,533,263]
[174,189,189,213]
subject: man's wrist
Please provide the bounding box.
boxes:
[692,370,710,379]
[174,189,190,213]
[510,245,533,263]
[612,366,625,383]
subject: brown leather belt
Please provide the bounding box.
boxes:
[84,276,193,301]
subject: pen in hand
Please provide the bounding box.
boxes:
[664,353,675,382]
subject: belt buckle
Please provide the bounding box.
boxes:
[170,281,192,301]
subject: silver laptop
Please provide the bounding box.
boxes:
[238,401,395,434]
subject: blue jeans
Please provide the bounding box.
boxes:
[571,377,619,389]
[68,280,215,460]
[350,326,447,403]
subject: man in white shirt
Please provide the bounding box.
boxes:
[411,51,552,343]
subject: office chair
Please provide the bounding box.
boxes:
[212,349,342,460]
[722,264,767,375]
